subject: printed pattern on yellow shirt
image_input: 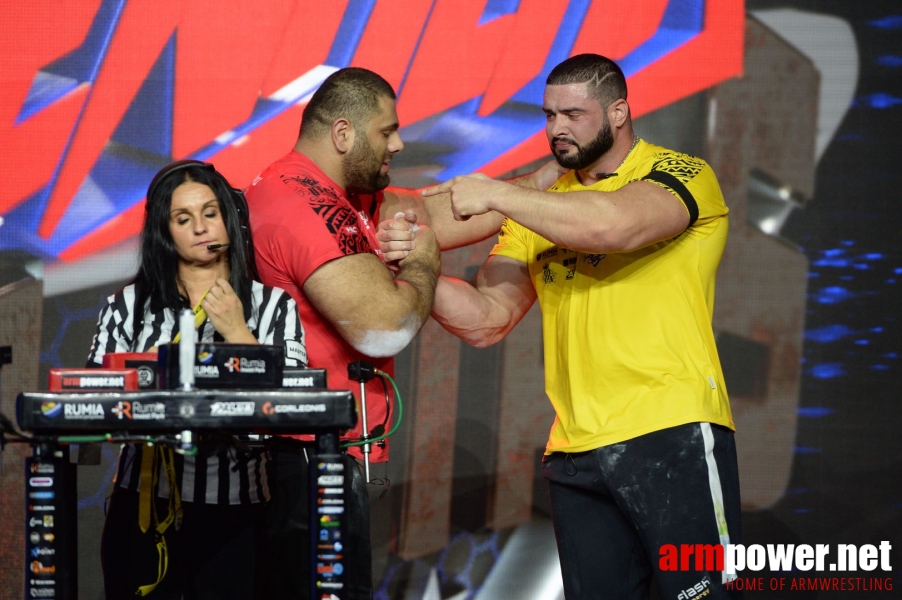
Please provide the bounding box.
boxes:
[491,139,734,453]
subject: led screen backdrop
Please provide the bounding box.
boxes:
[1,0,741,263]
[1,0,900,598]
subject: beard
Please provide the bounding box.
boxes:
[551,119,614,171]
[343,134,390,194]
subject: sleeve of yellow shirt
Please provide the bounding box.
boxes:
[490,217,531,263]
[643,153,729,234]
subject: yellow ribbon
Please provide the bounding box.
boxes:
[135,445,183,597]
[171,288,210,343]
[136,286,207,593]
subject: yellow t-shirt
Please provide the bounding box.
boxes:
[491,140,734,453]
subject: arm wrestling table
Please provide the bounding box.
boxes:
[15,388,356,600]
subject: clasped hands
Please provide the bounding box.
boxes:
[376,173,503,268]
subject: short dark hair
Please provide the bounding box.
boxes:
[546,54,627,109]
[300,67,396,138]
[134,162,256,332]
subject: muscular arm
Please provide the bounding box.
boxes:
[302,227,441,357]
[379,158,566,250]
[431,255,537,348]
[382,188,504,250]
[424,176,690,254]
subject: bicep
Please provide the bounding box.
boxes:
[475,255,537,331]
[606,181,691,251]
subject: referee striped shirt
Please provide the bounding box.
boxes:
[86,281,306,504]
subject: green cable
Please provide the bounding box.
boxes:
[57,434,113,443]
[378,369,403,439]
[342,369,403,448]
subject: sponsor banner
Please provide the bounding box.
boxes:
[39,402,62,418]
[261,402,327,414]
[317,541,344,552]
[63,403,104,419]
[209,402,255,417]
[317,507,345,515]
[194,364,221,378]
[29,516,55,528]
[136,365,156,388]
[316,581,344,590]
[223,356,267,374]
[317,475,343,486]
[659,541,894,575]
[60,375,125,389]
[282,368,326,389]
[282,376,316,387]
[30,561,55,575]
[112,400,167,420]
[317,561,344,576]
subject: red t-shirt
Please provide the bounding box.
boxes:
[246,150,391,462]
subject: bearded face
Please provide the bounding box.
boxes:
[343,132,391,194]
[551,116,614,171]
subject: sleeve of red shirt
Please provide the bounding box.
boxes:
[246,172,345,292]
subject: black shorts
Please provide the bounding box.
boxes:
[543,422,743,600]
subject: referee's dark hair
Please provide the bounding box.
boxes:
[134,162,255,333]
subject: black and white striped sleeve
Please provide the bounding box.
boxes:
[85,287,136,367]
[253,284,307,367]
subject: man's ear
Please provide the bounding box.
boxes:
[332,118,355,154]
[607,98,629,128]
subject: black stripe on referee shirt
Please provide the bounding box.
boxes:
[193,450,207,503]
[253,453,266,502]
[101,301,120,356]
[642,170,699,228]
[257,284,275,339]
[143,306,167,351]
[272,291,289,344]
[237,451,252,504]
[86,303,111,365]
[217,447,231,504]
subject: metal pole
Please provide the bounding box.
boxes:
[358,380,371,482]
